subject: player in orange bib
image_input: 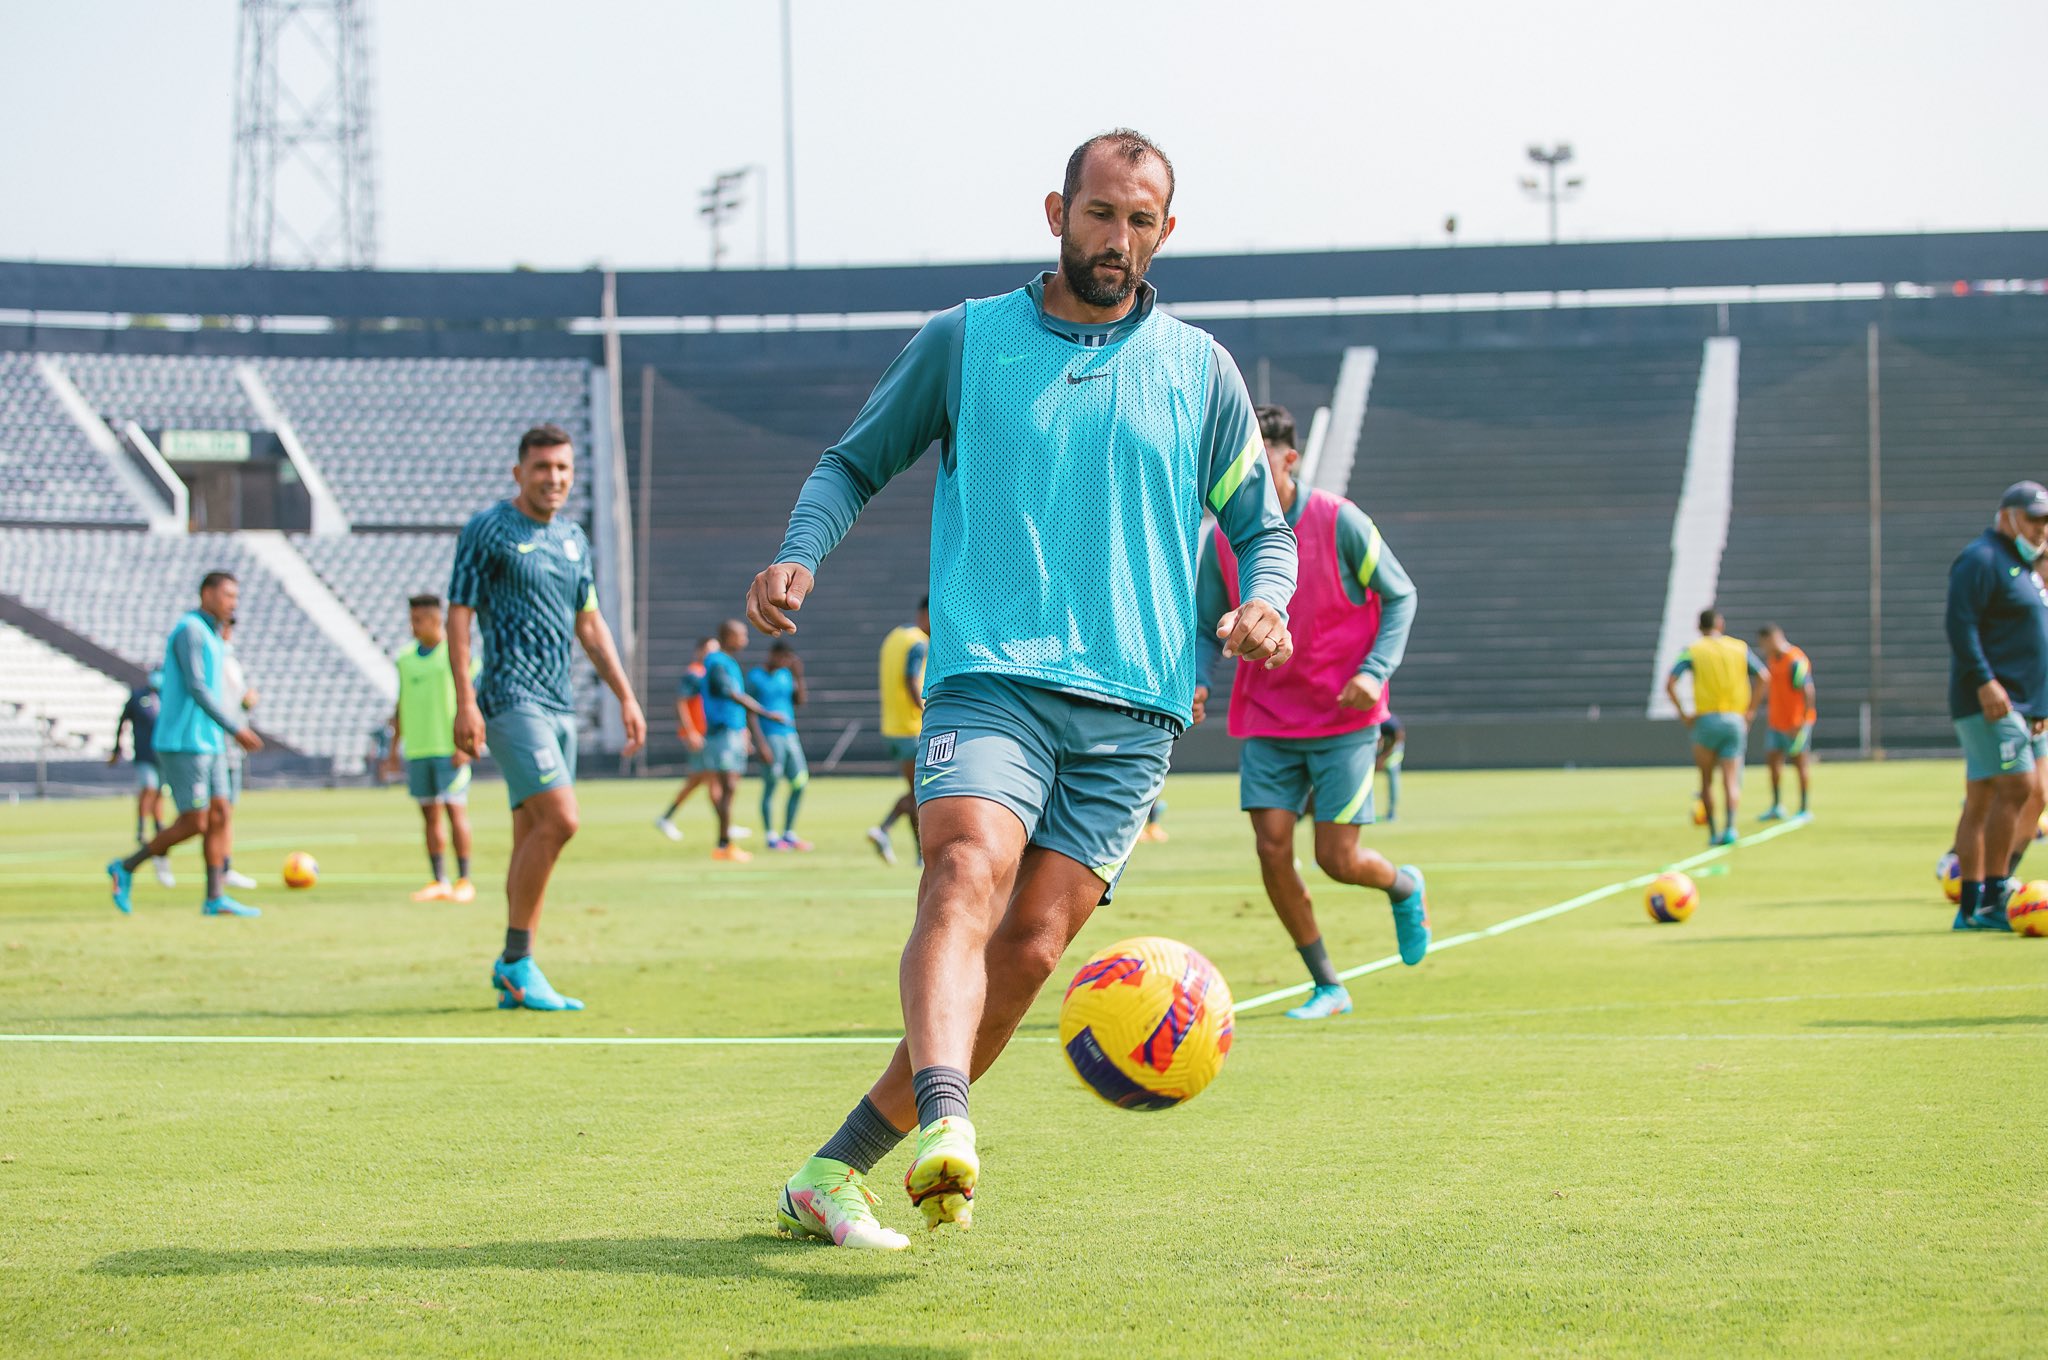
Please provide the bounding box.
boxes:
[1756,624,1816,820]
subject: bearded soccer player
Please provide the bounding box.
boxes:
[449,424,646,1010]
[381,593,479,902]
[749,129,1296,1249]
[1192,404,1423,1021]
[1755,624,1816,821]
[104,572,264,916]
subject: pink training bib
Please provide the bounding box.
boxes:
[1214,488,1388,740]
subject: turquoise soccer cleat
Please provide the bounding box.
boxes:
[201,896,260,918]
[1389,865,1430,965]
[1285,983,1354,1020]
[106,859,133,914]
[492,955,584,1011]
[1757,805,1785,823]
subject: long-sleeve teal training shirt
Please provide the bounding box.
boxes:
[1196,490,1416,691]
[773,276,1297,620]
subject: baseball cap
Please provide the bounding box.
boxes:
[2001,481,2048,518]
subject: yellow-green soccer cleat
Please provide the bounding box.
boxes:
[903,1116,978,1230]
[776,1156,909,1250]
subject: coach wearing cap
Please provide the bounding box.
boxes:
[1945,480,2048,931]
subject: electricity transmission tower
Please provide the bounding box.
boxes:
[229,0,379,268]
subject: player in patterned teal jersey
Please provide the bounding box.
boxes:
[448,424,646,1011]
[749,130,1297,1248]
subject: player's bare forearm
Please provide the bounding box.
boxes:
[575,611,647,756]
[447,607,478,706]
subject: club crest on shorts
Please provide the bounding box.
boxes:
[925,731,957,766]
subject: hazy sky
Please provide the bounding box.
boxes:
[3,1,2042,271]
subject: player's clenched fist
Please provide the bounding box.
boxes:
[1216,599,1293,670]
[748,562,815,636]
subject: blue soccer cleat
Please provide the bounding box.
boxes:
[1390,865,1430,965]
[1285,984,1354,1020]
[106,859,133,914]
[1757,805,1784,823]
[202,896,261,918]
[1973,903,2013,933]
[492,955,584,1011]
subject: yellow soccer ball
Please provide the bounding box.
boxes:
[2009,881,2048,936]
[1059,937,1234,1110]
[1937,852,1962,905]
[1690,796,1709,827]
[281,851,319,890]
[1645,871,1697,923]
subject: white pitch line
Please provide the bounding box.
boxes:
[0,1033,906,1047]
[1232,815,1815,1015]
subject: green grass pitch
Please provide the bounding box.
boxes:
[1,762,2044,1358]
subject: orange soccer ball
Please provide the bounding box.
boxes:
[281,852,319,890]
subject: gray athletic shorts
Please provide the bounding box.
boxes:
[700,727,749,775]
[407,755,472,804]
[157,749,232,815]
[914,673,1173,901]
[1692,712,1747,761]
[762,731,808,785]
[1239,728,1380,824]
[486,705,577,810]
[1955,712,2048,782]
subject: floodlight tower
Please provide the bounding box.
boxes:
[229,0,379,268]
[1519,143,1583,245]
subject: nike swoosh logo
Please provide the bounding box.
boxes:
[2012,566,2023,577]
[1065,371,1111,384]
[538,769,559,784]
[517,543,539,554]
[921,771,949,786]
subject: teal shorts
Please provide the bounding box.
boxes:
[1955,712,2048,782]
[156,749,232,815]
[407,755,472,804]
[226,754,244,805]
[762,731,808,785]
[1240,728,1380,824]
[135,758,161,792]
[486,705,577,810]
[1766,724,1814,756]
[915,674,1174,900]
[886,735,921,765]
[699,727,749,775]
[1692,712,1748,761]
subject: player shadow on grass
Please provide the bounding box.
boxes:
[90,1235,912,1301]
[1807,1013,2048,1030]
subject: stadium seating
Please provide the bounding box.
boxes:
[63,353,259,432]
[1712,342,1874,749]
[626,364,940,767]
[0,353,142,525]
[260,357,593,527]
[0,619,127,761]
[1344,344,1699,721]
[0,530,388,761]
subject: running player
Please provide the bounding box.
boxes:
[655,636,717,841]
[699,618,789,863]
[750,129,1295,1248]
[109,668,174,886]
[1376,711,1405,822]
[1755,624,1816,821]
[1192,402,1423,1022]
[380,593,478,902]
[749,641,812,851]
[448,424,646,1010]
[1663,608,1766,847]
[867,600,930,865]
[1945,481,2048,931]
[104,571,264,916]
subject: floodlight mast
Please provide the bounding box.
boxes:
[229,0,379,269]
[1520,142,1583,246]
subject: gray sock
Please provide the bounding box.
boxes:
[457,855,471,880]
[1298,937,1341,987]
[1387,868,1418,902]
[503,927,531,963]
[912,1065,970,1127]
[121,846,152,873]
[205,863,223,900]
[430,851,447,883]
[816,1096,908,1174]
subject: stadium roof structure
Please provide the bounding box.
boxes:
[1,231,2043,324]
